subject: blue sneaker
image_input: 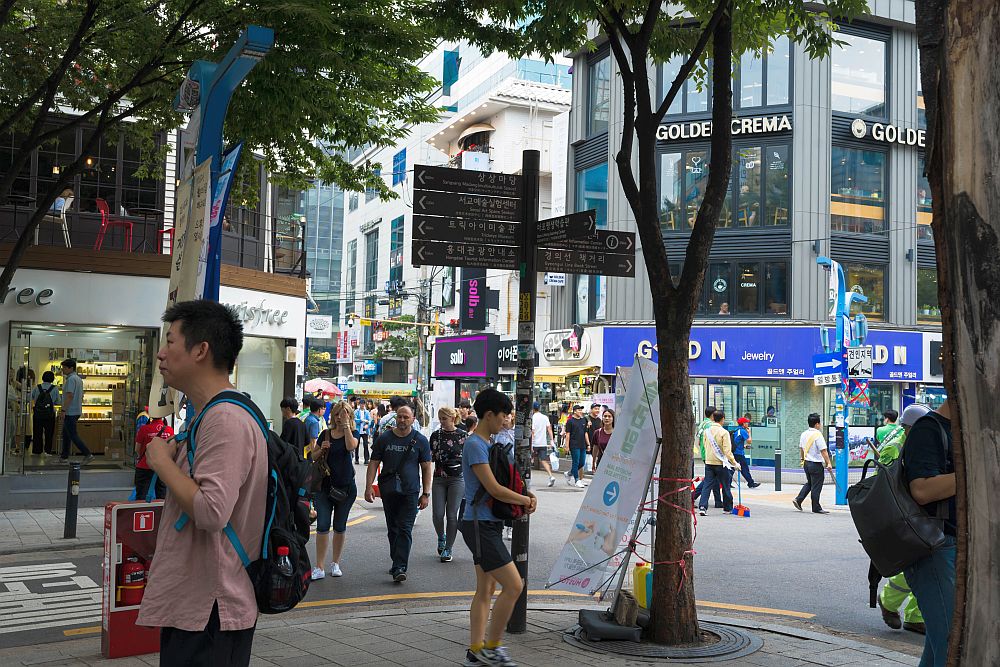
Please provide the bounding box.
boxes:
[463,650,484,666]
[474,646,517,666]
[437,535,447,556]
[440,547,453,562]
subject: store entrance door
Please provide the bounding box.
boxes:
[4,323,158,475]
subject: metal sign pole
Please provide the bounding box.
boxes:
[508,150,540,634]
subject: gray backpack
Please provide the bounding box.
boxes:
[846,419,949,577]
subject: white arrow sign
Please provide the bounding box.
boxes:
[816,359,842,370]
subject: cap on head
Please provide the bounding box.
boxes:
[900,404,932,427]
[737,417,751,425]
[533,401,540,410]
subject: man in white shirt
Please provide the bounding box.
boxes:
[793,412,832,514]
[530,402,555,487]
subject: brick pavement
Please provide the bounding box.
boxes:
[0,604,919,666]
[0,508,103,554]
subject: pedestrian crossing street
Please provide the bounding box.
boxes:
[0,563,101,634]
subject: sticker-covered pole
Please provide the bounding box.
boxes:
[508,149,539,633]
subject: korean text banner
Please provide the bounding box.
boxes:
[547,356,659,594]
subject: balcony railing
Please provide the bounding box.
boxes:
[0,204,299,275]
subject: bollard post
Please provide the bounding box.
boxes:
[773,450,782,491]
[63,462,81,539]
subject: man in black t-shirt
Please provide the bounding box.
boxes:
[901,399,956,667]
[562,405,590,488]
[586,403,603,448]
[279,397,308,456]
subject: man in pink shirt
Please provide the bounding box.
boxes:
[137,300,267,666]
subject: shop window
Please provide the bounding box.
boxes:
[364,228,379,291]
[574,162,609,322]
[739,36,790,109]
[844,263,886,321]
[233,337,286,428]
[739,384,782,425]
[831,31,887,118]
[917,155,932,240]
[391,149,406,186]
[659,56,709,115]
[764,262,788,315]
[917,268,941,323]
[662,143,789,231]
[35,125,77,207]
[707,381,738,419]
[831,146,886,234]
[587,54,611,136]
[0,132,31,198]
[698,260,789,317]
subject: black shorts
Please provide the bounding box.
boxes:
[460,520,512,573]
[159,602,255,667]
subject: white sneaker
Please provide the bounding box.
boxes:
[329,562,343,577]
[575,480,587,488]
[564,472,573,486]
[310,567,325,580]
[547,476,555,487]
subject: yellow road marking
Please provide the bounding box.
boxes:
[696,600,814,619]
[62,594,812,637]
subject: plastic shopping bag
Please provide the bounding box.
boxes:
[586,453,594,472]
[549,450,560,472]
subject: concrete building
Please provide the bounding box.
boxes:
[547,1,944,468]
[340,42,571,394]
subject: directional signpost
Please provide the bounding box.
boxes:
[812,351,844,387]
[846,346,874,379]
[413,215,519,246]
[414,163,521,199]
[413,189,520,222]
[412,239,519,270]
[536,247,635,277]
[536,210,596,246]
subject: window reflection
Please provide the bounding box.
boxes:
[831,146,886,234]
[766,37,790,106]
[575,161,609,322]
[831,32,887,117]
[740,52,763,108]
[917,155,933,240]
[736,147,761,227]
[697,260,789,317]
[660,152,683,231]
[765,263,788,315]
[588,55,611,135]
[917,268,940,322]
[844,263,885,321]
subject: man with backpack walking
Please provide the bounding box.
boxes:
[364,404,432,583]
[137,300,268,666]
[30,371,59,456]
[459,388,536,667]
[793,413,832,514]
[901,400,956,666]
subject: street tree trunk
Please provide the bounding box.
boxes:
[916,2,1000,665]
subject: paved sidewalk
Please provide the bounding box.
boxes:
[0,604,919,666]
[0,508,104,554]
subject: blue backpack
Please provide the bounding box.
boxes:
[174,391,314,614]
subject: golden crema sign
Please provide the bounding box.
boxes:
[656,114,792,141]
[850,118,925,147]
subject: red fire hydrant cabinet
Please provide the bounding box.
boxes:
[102,500,163,658]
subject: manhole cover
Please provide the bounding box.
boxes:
[563,621,763,662]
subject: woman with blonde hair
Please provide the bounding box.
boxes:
[429,405,467,562]
[310,400,358,579]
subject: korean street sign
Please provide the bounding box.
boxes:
[814,372,842,387]
[847,346,874,379]
[536,210,597,246]
[413,189,519,222]
[414,164,522,199]
[542,229,636,254]
[413,215,519,246]
[535,248,635,277]
[812,351,844,386]
[412,240,519,271]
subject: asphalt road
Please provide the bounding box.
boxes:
[0,469,924,655]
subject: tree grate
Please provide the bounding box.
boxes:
[563,621,763,662]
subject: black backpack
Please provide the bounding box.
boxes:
[34,385,55,419]
[472,442,525,521]
[177,390,314,614]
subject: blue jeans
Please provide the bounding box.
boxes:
[313,480,358,534]
[60,415,91,458]
[904,536,956,667]
[569,448,586,482]
[381,492,419,572]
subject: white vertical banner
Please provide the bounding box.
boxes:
[547,357,660,594]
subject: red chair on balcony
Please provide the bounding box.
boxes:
[94,198,133,251]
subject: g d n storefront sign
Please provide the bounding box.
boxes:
[657,114,792,141]
[601,326,925,381]
[433,334,500,379]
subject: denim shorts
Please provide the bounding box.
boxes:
[313,480,357,534]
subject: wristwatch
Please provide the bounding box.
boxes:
[420,492,430,498]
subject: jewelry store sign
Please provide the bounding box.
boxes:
[657,114,792,141]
